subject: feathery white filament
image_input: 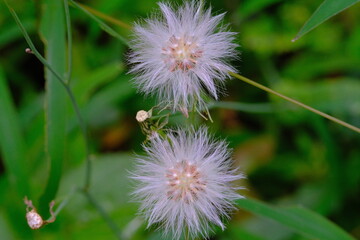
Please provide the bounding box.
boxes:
[131,127,244,239]
[128,1,238,111]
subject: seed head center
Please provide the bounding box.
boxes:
[162,35,203,72]
[166,161,206,203]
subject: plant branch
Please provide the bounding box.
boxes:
[229,71,360,134]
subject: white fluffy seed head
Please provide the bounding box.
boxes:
[128,1,238,112]
[131,127,245,240]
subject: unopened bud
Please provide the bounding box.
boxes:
[26,210,44,229]
[25,48,33,54]
[24,196,56,229]
[136,110,150,122]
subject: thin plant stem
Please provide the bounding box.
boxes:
[63,0,73,84]
[82,190,122,240]
[74,1,131,30]
[229,71,360,134]
[68,0,130,47]
[51,187,77,218]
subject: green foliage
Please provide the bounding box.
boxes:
[0,66,29,197]
[0,0,359,239]
[294,0,360,41]
[237,198,355,240]
[38,0,68,218]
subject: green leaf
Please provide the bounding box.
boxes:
[0,66,30,197]
[38,0,67,217]
[237,198,355,240]
[293,0,360,41]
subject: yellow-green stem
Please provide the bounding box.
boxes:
[74,1,131,29]
[229,72,360,134]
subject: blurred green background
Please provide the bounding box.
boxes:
[0,0,359,239]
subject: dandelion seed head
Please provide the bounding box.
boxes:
[128,1,238,112]
[131,127,244,239]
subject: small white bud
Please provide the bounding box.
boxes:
[136,110,150,122]
[25,48,33,54]
[26,210,43,229]
[24,196,56,230]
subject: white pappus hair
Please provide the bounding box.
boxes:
[128,1,238,112]
[131,127,244,239]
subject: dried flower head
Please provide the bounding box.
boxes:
[128,1,238,112]
[131,127,244,239]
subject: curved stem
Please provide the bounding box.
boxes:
[229,72,360,134]
[63,87,91,190]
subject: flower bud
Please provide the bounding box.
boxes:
[26,209,43,229]
[136,110,150,122]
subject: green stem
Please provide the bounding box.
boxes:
[229,72,360,134]
[51,188,77,218]
[82,190,122,240]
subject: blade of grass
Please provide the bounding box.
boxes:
[229,72,360,134]
[38,0,67,217]
[293,0,360,41]
[63,0,72,84]
[312,116,343,212]
[237,198,355,240]
[0,66,30,197]
[68,0,130,46]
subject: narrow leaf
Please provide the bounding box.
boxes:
[38,0,67,217]
[293,0,360,41]
[237,198,355,240]
[0,66,30,197]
